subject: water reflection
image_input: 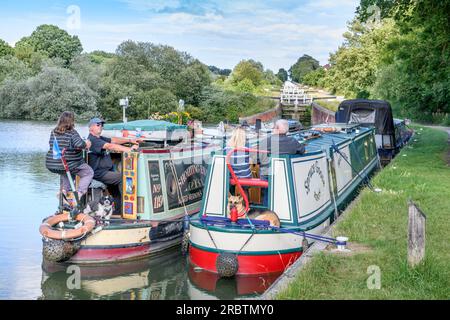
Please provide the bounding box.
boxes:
[40,249,189,300]
[187,266,282,300]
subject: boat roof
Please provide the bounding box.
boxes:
[244,125,374,157]
[104,120,187,132]
[335,99,395,135]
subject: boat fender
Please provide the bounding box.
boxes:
[42,238,81,262]
[181,231,190,256]
[216,253,239,278]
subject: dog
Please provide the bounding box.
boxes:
[227,193,281,227]
[84,195,115,221]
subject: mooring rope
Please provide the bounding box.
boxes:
[331,139,376,192]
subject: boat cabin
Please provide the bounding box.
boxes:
[199,124,379,230]
[88,120,218,221]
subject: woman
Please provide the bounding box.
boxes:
[225,127,253,199]
[45,111,93,200]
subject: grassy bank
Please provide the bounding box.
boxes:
[278,126,450,299]
[314,100,340,112]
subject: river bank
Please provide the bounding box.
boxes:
[276,125,450,299]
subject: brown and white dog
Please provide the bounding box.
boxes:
[227,194,281,227]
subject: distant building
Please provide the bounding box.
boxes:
[323,64,331,71]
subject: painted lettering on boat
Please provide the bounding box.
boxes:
[304,161,326,201]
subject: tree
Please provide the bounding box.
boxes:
[0,56,32,83]
[302,68,326,87]
[231,60,264,86]
[289,55,320,83]
[0,39,14,57]
[277,68,288,82]
[0,66,97,120]
[208,66,231,76]
[15,25,83,65]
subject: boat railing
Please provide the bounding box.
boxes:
[225,147,269,216]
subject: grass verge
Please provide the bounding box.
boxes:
[277,126,450,299]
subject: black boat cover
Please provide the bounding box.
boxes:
[335,99,394,135]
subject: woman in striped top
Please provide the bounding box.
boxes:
[45,111,93,199]
[225,127,252,179]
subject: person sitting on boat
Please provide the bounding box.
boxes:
[225,127,252,195]
[255,119,306,205]
[45,111,93,201]
[87,118,142,213]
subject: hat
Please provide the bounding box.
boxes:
[89,117,105,127]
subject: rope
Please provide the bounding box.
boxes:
[199,216,339,245]
[168,151,190,231]
[331,139,376,192]
[326,153,339,220]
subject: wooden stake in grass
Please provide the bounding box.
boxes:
[408,201,426,267]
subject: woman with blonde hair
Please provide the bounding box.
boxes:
[225,126,252,179]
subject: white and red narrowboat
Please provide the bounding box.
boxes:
[188,123,379,276]
[40,120,219,264]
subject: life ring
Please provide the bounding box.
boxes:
[40,212,95,240]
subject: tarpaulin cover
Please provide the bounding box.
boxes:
[335,99,395,135]
[104,120,187,132]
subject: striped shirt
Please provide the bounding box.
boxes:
[224,146,252,179]
[45,130,87,174]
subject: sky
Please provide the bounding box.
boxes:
[0,0,360,71]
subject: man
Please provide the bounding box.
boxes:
[87,118,141,212]
[254,119,306,205]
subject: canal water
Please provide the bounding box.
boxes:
[0,120,279,300]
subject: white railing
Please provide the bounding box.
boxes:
[280,82,312,104]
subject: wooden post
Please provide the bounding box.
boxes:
[408,201,426,267]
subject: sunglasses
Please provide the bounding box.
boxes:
[95,123,104,127]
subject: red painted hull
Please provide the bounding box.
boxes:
[70,244,152,264]
[189,245,302,275]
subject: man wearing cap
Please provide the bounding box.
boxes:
[87,118,142,212]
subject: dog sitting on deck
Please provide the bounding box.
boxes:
[83,195,115,221]
[227,194,281,227]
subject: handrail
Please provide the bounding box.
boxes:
[225,147,269,216]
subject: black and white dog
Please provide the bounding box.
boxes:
[84,195,115,221]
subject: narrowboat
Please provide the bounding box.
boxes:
[188,123,379,276]
[40,120,218,264]
[335,99,413,164]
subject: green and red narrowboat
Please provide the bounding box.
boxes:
[188,123,379,276]
[41,120,219,264]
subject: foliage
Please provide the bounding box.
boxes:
[209,65,231,76]
[302,68,326,87]
[199,86,275,123]
[289,54,320,83]
[15,25,83,65]
[0,39,14,57]
[300,1,449,122]
[230,60,264,87]
[277,68,288,82]
[0,56,32,83]
[0,66,97,120]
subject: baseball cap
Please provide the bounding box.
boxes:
[89,117,106,127]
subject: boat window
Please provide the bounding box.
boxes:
[350,110,376,124]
